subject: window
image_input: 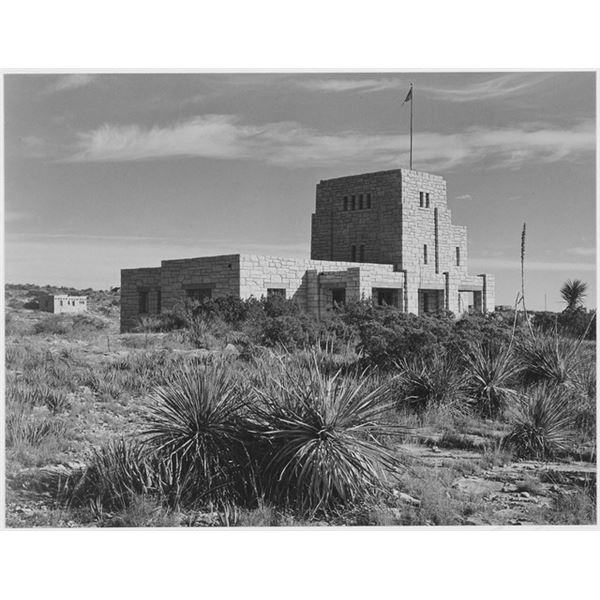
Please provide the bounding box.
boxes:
[419,191,424,207]
[366,193,372,209]
[350,245,357,261]
[267,288,286,299]
[186,287,212,303]
[423,244,428,264]
[456,247,461,266]
[351,195,356,210]
[359,194,363,209]
[425,192,430,208]
[156,290,162,313]
[138,291,149,314]
[343,196,348,211]
[359,244,365,262]
[331,288,346,306]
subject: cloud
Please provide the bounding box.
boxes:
[43,74,97,94]
[64,114,595,172]
[297,78,403,93]
[419,73,552,102]
[454,194,473,201]
[566,246,596,257]
[470,257,596,272]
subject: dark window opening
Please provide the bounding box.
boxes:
[186,287,212,303]
[351,245,357,261]
[423,244,428,264]
[366,193,371,209]
[359,194,363,209]
[456,247,461,266]
[138,291,149,314]
[376,289,395,306]
[267,288,286,299]
[419,191,424,207]
[156,290,162,314]
[343,196,348,211]
[425,192,430,208]
[359,244,365,262]
[331,288,346,306]
[351,195,356,210]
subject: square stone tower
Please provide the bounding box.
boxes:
[311,168,494,314]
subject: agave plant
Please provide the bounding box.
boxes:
[249,355,406,513]
[560,279,587,312]
[503,384,574,460]
[143,360,253,506]
[462,341,521,418]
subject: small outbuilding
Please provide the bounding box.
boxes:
[39,294,88,314]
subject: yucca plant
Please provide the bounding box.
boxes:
[503,384,574,460]
[143,360,253,507]
[249,356,406,514]
[518,334,581,386]
[462,341,521,418]
[393,352,467,415]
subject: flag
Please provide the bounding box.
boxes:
[403,86,413,104]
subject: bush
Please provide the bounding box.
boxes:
[532,309,595,341]
[503,385,575,459]
[144,360,253,506]
[462,340,521,418]
[249,356,404,513]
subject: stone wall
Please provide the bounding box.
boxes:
[120,267,161,332]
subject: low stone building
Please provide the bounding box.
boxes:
[39,294,88,314]
[120,168,495,332]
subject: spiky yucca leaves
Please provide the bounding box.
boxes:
[394,352,467,415]
[503,385,574,460]
[463,341,521,418]
[65,439,162,512]
[518,335,581,386]
[249,356,405,513]
[144,360,252,507]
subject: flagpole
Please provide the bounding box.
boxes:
[409,82,413,170]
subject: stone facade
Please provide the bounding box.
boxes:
[39,294,88,314]
[120,168,494,331]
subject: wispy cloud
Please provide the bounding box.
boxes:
[566,246,596,257]
[419,73,552,102]
[64,114,595,172]
[297,78,403,93]
[470,257,596,272]
[296,74,550,101]
[43,74,97,95]
[454,194,473,201]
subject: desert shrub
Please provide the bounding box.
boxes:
[33,315,71,335]
[517,334,582,386]
[185,315,231,349]
[532,309,596,341]
[134,311,187,333]
[144,360,254,506]
[462,340,521,418]
[6,401,69,449]
[248,356,405,513]
[392,352,467,415]
[65,440,165,512]
[71,313,107,332]
[503,384,575,459]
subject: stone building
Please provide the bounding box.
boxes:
[120,168,494,332]
[39,294,88,314]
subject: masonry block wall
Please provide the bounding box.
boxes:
[39,294,88,314]
[120,168,495,331]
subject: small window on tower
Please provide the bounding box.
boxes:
[456,247,461,266]
[419,192,424,207]
[351,245,357,262]
[423,244,428,264]
[138,291,149,314]
[366,193,372,209]
[351,195,356,210]
[425,193,430,208]
[343,197,348,211]
[359,245,365,262]
[359,194,363,209]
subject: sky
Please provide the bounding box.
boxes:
[3,71,596,310]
